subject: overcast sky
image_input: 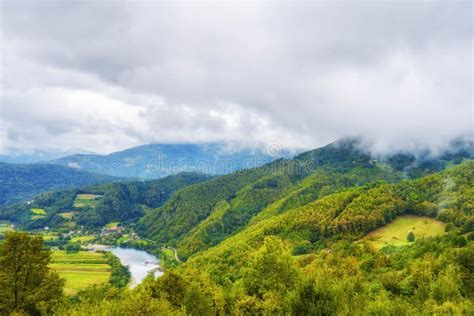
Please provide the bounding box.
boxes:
[0,1,472,155]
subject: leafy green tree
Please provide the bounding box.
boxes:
[290,277,336,315]
[152,270,188,308]
[407,231,415,242]
[0,231,64,315]
[243,236,299,298]
[184,282,213,316]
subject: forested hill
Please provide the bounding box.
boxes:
[0,172,211,229]
[39,157,474,315]
[52,143,288,178]
[1,140,473,315]
[137,138,473,258]
[0,162,117,206]
[184,160,474,280]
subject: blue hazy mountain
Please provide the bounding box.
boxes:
[51,143,290,179]
[0,149,97,164]
[0,162,117,206]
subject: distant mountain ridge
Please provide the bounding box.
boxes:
[0,149,97,164]
[0,162,117,206]
[51,143,290,179]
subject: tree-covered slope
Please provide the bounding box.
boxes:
[0,162,117,206]
[0,172,211,229]
[138,138,473,258]
[183,161,474,283]
[137,140,378,252]
[55,161,474,315]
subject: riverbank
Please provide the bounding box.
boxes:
[84,244,163,287]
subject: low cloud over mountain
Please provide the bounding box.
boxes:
[1,1,472,154]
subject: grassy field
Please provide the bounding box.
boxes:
[31,208,47,215]
[73,194,102,208]
[106,221,120,228]
[31,208,47,220]
[0,222,10,234]
[70,235,96,243]
[50,250,111,295]
[31,215,46,220]
[42,233,59,241]
[365,215,446,250]
[59,211,77,219]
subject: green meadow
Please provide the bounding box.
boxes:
[31,208,46,215]
[106,221,120,228]
[42,233,59,241]
[73,194,102,208]
[50,250,111,295]
[0,222,10,234]
[59,211,76,219]
[31,208,47,220]
[365,215,446,249]
[70,235,96,243]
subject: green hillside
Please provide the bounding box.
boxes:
[178,161,471,280]
[365,215,446,249]
[1,141,472,315]
[0,172,211,229]
[0,162,117,206]
[138,139,472,259]
[138,140,402,257]
[49,160,474,315]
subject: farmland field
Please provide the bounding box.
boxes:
[50,250,111,295]
[59,211,76,219]
[31,208,46,215]
[42,233,59,241]
[31,208,46,220]
[73,194,102,208]
[365,215,446,249]
[106,221,120,228]
[70,235,96,243]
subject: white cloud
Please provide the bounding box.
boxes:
[0,1,472,154]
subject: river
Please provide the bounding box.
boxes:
[85,245,163,287]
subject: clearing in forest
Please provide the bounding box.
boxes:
[365,215,446,249]
[73,194,102,208]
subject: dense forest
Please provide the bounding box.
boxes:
[137,138,473,259]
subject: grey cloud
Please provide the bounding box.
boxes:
[0,1,472,154]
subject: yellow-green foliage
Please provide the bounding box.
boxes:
[0,223,9,233]
[159,247,180,269]
[50,250,111,295]
[174,166,404,259]
[41,233,59,241]
[40,162,474,315]
[70,235,96,244]
[31,208,46,220]
[184,162,474,283]
[365,215,446,249]
[31,208,46,215]
[105,221,120,228]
